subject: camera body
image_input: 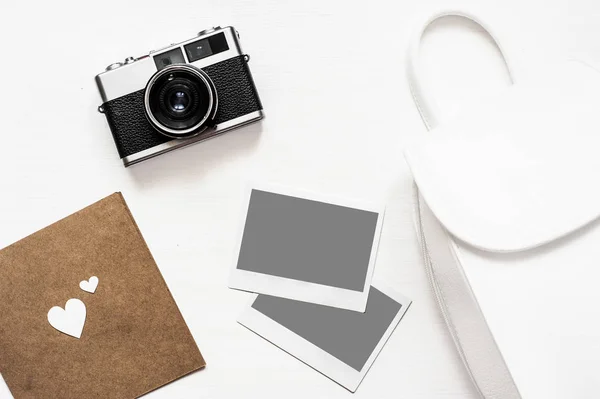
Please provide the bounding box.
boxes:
[96,27,264,167]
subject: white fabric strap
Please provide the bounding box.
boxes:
[407,10,515,129]
[408,11,521,399]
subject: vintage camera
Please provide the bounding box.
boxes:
[96,27,264,166]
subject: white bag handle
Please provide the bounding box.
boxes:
[407,10,515,130]
[407,11,521,399]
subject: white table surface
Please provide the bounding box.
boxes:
[1,0,599,397]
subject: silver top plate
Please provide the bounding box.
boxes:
[96,26,244,103]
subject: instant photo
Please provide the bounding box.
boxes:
[238,284,411,392]
[229,184,385,312]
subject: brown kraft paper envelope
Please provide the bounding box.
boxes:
[0,193,205,398]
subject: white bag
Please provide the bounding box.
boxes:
[406,11,600,399]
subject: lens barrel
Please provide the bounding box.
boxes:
[144,64,218,138]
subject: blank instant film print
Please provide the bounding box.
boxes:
[229,185,385,312]
[238,284,411,392]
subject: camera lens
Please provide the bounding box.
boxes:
[170,91,190,112]
[159,82,197,119]
[144,64,218,138]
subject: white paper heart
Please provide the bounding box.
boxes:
[47,298,87,339]
[79,276,99,294]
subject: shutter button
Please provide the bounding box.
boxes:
[105,62,123,71]
[198,27,221,36]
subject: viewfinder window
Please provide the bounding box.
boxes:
[185,33,229,63]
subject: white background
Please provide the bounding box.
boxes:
[0,0,599,398]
